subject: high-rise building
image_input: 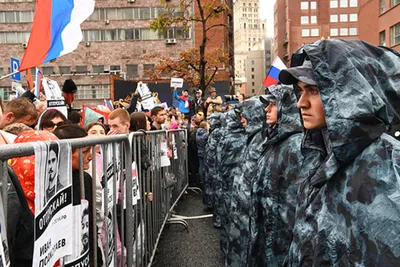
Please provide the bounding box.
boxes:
[0,0,196,105]
[233,0,267,96]
[274,0,360,65]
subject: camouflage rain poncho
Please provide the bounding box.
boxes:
[287,39,400,266]
[203,113,225,210]
[226,97,268,267]
[250,85,303,267]
[214,109,247,258]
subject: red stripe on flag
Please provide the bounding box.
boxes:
[19,0,53,71]
[263,76,279,87]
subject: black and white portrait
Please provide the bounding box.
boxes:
[43,143,64,205]
[80,206,89,255]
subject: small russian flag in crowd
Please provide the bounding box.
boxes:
[34,68,43,98]
[262,57,287,87]
[19,0,95,71]
[104,99,114,111]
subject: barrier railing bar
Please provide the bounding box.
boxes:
[124,137,134,267]
[112,142,118,267]
[91,146,98,266]
[102,143,109,266]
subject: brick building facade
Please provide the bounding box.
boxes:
[0,0,196,105]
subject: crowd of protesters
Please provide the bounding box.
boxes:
[1,39,400,267]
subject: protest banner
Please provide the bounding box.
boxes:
[64,201,90,267]
[170,78,184,88]
[33,141,73,267]
[42,79,63,100]
[47,99,68,119]
[160,138,171,167]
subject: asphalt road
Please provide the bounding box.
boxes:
[153,191,224,267]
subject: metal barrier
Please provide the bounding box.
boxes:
[0,129,189,267]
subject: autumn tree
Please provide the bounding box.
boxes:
[148,0,233,93]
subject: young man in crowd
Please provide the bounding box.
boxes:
[0,97,37,130]
[150,106,167,130]
[194,88,205,114]
[108,108,130,134]
[279,39,400,266]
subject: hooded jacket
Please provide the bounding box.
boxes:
[196,128,209,158]
[215,109,247,257]
[251,84,303,267]
[287,39,400,266]
[203,113,225,210]
[226,97,268,267]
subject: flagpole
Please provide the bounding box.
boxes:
[0,71,20,81]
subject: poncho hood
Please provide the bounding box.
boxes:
[267,84,302,146]
[241,97,266,137]
[292,39,400,183]
[225,109,243,133]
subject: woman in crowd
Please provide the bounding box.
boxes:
[38,109,68,132]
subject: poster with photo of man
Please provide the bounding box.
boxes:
[33,141,73,267]
[42,79,63,100]
[64,201,90,267]
[101,144,121,266]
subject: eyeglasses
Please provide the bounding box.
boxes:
[42,120,65,129]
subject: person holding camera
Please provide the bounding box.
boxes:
[205,87,222,118]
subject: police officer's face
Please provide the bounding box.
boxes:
[48,150,58,182]
[265,102,277,125]
[296,81,327,130]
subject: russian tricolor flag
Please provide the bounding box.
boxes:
[19,0,95,72]
[262,57,287,87]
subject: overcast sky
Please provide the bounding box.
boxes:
[259,0,276,37]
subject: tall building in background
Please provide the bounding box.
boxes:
[274,0,360,65]
[0,0,194,105]
[233,0,267,96]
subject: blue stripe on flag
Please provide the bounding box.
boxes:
[268,66,281,81]
[44,0,74,63]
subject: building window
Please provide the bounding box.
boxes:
[349,13,358,21]
[311,29,319,36]
[251,75,255,79]
[42,67,54,76]
[340,0,348,7]
[301,2,309,10]
[392,0,400,7]
[0,11,34,23]
[0,31,30,44]
[301,16,309,24]
[330,0,338,8]
[380,31,386,46]
[349,27,358,35]
[126,64,138,78]
[76,66,88,73]
[380,0,386,13]
[349,0,358,7]
[59,66,70,74]
[330,14,338,22]
[76,84,110,99]
[340,28,349,36]
[310,1,317,9]
[0,68,3,76]
[340,14,348,22]
[310,16,317,24]
[92,65,104,73]
[330,28,339,36]
[0,87,12,102]
[251,89,255,94]
[252,82,255,86]
[110,65,121,71]
[143,64,155,71]
[302,29,310,37]
[391,23,400,46]
[251,68,254,72]
[251,60,254,65]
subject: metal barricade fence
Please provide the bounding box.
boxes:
[0,129,189,267]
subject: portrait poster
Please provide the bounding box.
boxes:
[160,139,171,167]
[64,201,90,267]
[33,141,73,267]
[42,79,63,100]
[100,144,121,266]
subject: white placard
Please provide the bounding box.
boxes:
[42,79,63,100]
[170,78,184,88]
[47,99,68,118]
[142,97,155,110]
[160,140,171,167]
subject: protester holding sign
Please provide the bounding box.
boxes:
[173,87,193,118]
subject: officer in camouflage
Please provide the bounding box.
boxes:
[203,113,224,211]
[280,39,400,266]
[226,97,268,267]
[251,84,303,267]
[214,108,247,259]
